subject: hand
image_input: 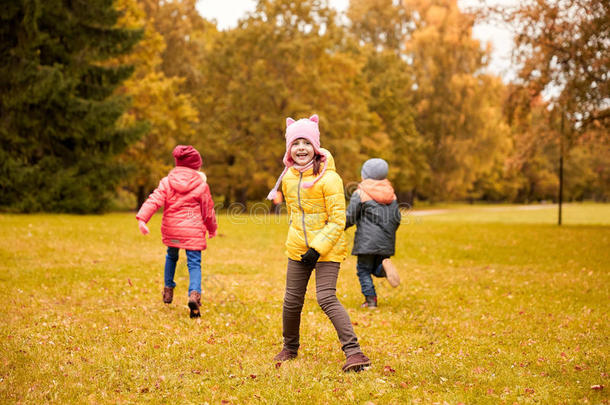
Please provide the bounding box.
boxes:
[208,231,216,239]
[138,220,149,235]
[300,248,320,267]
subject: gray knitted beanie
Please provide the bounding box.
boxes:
[361,158,389,180]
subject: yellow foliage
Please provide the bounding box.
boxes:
[113,0,199,204]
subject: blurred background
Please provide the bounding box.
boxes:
[1,0,608,213]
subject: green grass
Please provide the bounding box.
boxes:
[0,204,608,403]
[410,202,610,225]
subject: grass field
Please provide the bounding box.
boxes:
[0,203,608,404]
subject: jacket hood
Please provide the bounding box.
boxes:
[321,148,336,172]
[168,166,204,194]
[359,179,396,204]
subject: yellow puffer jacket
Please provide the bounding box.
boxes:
[281,149,348,262]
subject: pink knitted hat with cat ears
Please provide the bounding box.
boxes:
[267,114,329,200]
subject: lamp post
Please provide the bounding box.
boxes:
[558,109,564,226]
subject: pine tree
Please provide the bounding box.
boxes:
[0,0,144,213]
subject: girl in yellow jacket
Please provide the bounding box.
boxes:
[267,114,370,372]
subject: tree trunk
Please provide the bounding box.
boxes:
[136,186,147,211]
[558,111,564,226]
[224,187,232,210]
[397,189,415,207]
[236,187,248,213]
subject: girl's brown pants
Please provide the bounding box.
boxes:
[281,259,361,357]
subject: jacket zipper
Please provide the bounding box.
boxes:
[297,172,309,247]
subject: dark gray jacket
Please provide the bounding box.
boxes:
[345,180,401,256]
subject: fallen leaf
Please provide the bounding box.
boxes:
[275,362,282,369]
[591,385,604,390]
[250,374,257,379]
[128,278,133,287]
[525,388,535,394]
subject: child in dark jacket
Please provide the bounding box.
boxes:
[345,158,401,308]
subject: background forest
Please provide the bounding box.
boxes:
[1,0,608,213]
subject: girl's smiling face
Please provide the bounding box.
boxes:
[290,138,315,166]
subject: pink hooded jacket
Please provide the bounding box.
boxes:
[136,166,217,251]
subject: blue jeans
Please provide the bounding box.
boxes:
[356,254,387,297]
[164,247,202,294]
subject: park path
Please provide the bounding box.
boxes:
[409,204,555,216]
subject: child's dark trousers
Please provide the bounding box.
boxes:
[281,259,361,357]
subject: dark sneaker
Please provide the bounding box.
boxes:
[361,296,378,309]
[163,287,174,304]
[188,291,201,318]
[382,259,400,287]
[342,352,371,372]
[273,348,298,362]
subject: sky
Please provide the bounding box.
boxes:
[196,0,516,82]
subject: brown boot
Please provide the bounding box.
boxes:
[162,287,174,304]
[382,258,400,287]
[361,296,377,309]
[342,352,371,372]
[188,291,201,318]
[273,348,298,362]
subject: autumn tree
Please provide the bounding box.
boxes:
[506,0,609,130]
[403,0,510,201]
[198,0,376,206]
[139,0,217,90]
[114,0,201,208]
[492,85,558,202]
[347,0,426,203]
[563,132,610,201]
[502,0,609,208]
[347,0,410,50]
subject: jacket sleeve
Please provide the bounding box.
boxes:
[394,202,402,230]
[136,178,168,223]
[345,190,361,229]
[309,172,346,256]
[201,183,218,236]
[282,180,293,219]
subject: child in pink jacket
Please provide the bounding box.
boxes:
[136,145,217,318]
